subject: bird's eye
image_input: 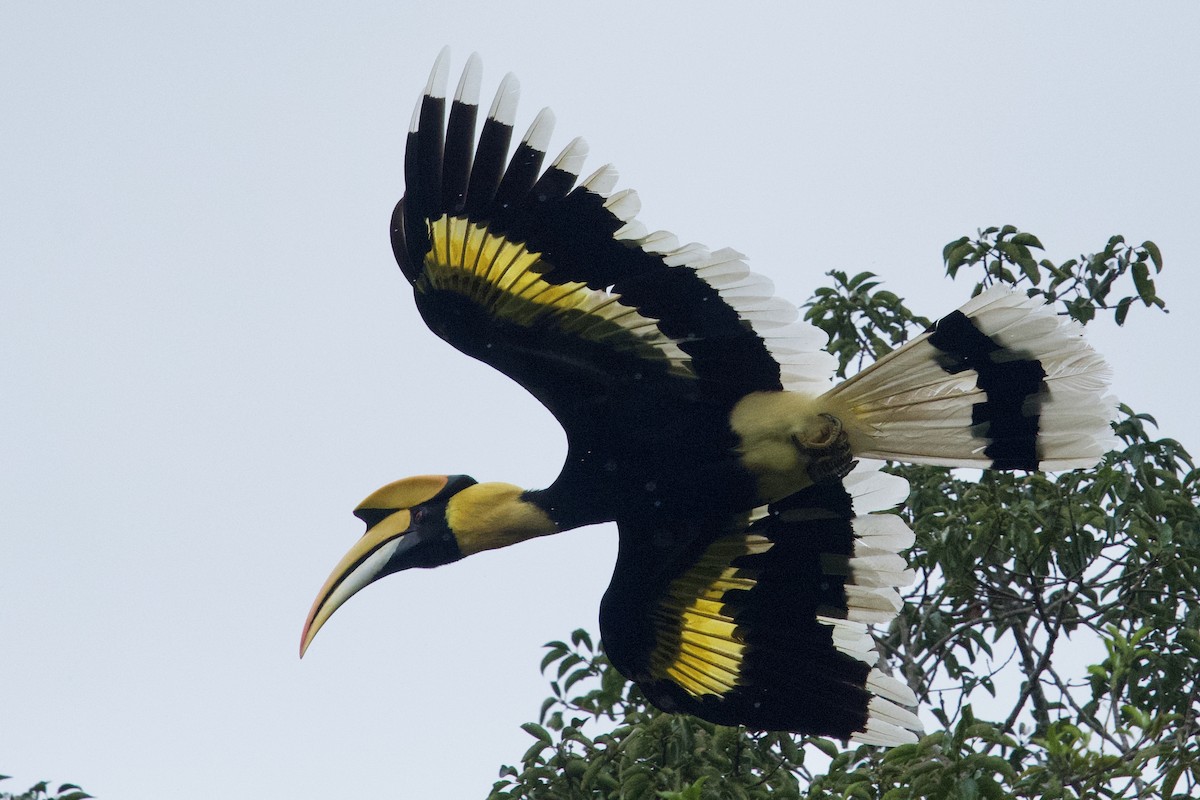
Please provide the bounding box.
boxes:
[411,507,428,524]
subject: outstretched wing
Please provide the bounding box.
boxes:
[391,50,834,437]
[600,462,923,744]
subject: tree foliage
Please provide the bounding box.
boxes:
[0,777,90,800]
[489,229,1198,800]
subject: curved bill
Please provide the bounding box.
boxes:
[299,509,413,657]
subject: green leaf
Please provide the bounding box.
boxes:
[538,696,555,724]
[943,236,969,262]
[1132,261,1157,306]
[659,776,707,800]
[1143,240,1163,271]
[1161,763,1184,798]
[811,736,840,758]
[944,242,975,276]
[845,780,874,799]
[1018,257,1041,285]
[520,722,553,745]
[780,734,802,763]
[520,740,548,764]
[563,665,592,692]
[556,652,583,679]
[540,642,567,673]
[1115,296,1133,326]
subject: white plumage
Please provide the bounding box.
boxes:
[826,285,1116,470]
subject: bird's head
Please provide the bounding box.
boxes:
[300,473,556,657]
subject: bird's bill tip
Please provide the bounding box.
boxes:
[299,509,413,658]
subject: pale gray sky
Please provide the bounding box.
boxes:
[3,3,1198,798]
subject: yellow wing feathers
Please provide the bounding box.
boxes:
[649,531,773,698]
[421,215,694,375]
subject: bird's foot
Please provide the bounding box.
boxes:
[795,413,857,484]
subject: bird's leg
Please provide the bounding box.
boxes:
[794,413,856,484]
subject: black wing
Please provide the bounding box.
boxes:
[600,462,923,744]
[391,51,835,449]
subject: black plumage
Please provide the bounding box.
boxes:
[301,50,1116,747]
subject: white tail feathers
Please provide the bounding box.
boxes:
[821,461,924,745]
[825,287,1118,471]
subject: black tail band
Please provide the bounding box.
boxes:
[927,310,1047,470]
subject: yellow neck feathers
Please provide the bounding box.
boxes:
[445,482,558,556]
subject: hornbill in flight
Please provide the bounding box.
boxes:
[300,50,1115,746]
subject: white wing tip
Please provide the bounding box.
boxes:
[851,695,923,747]
[551,136,589,177]
[851,716,922,747]
[489,73,520,125]
[425,46,451,98]
[866,668,918,707]
[523,107,556,152]
[581,163,619,196]
[454,52,483,106]
[603,187,641,221]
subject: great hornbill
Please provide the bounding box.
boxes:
[300,50,1115,746]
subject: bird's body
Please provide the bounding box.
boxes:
[301,50,1116,746]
